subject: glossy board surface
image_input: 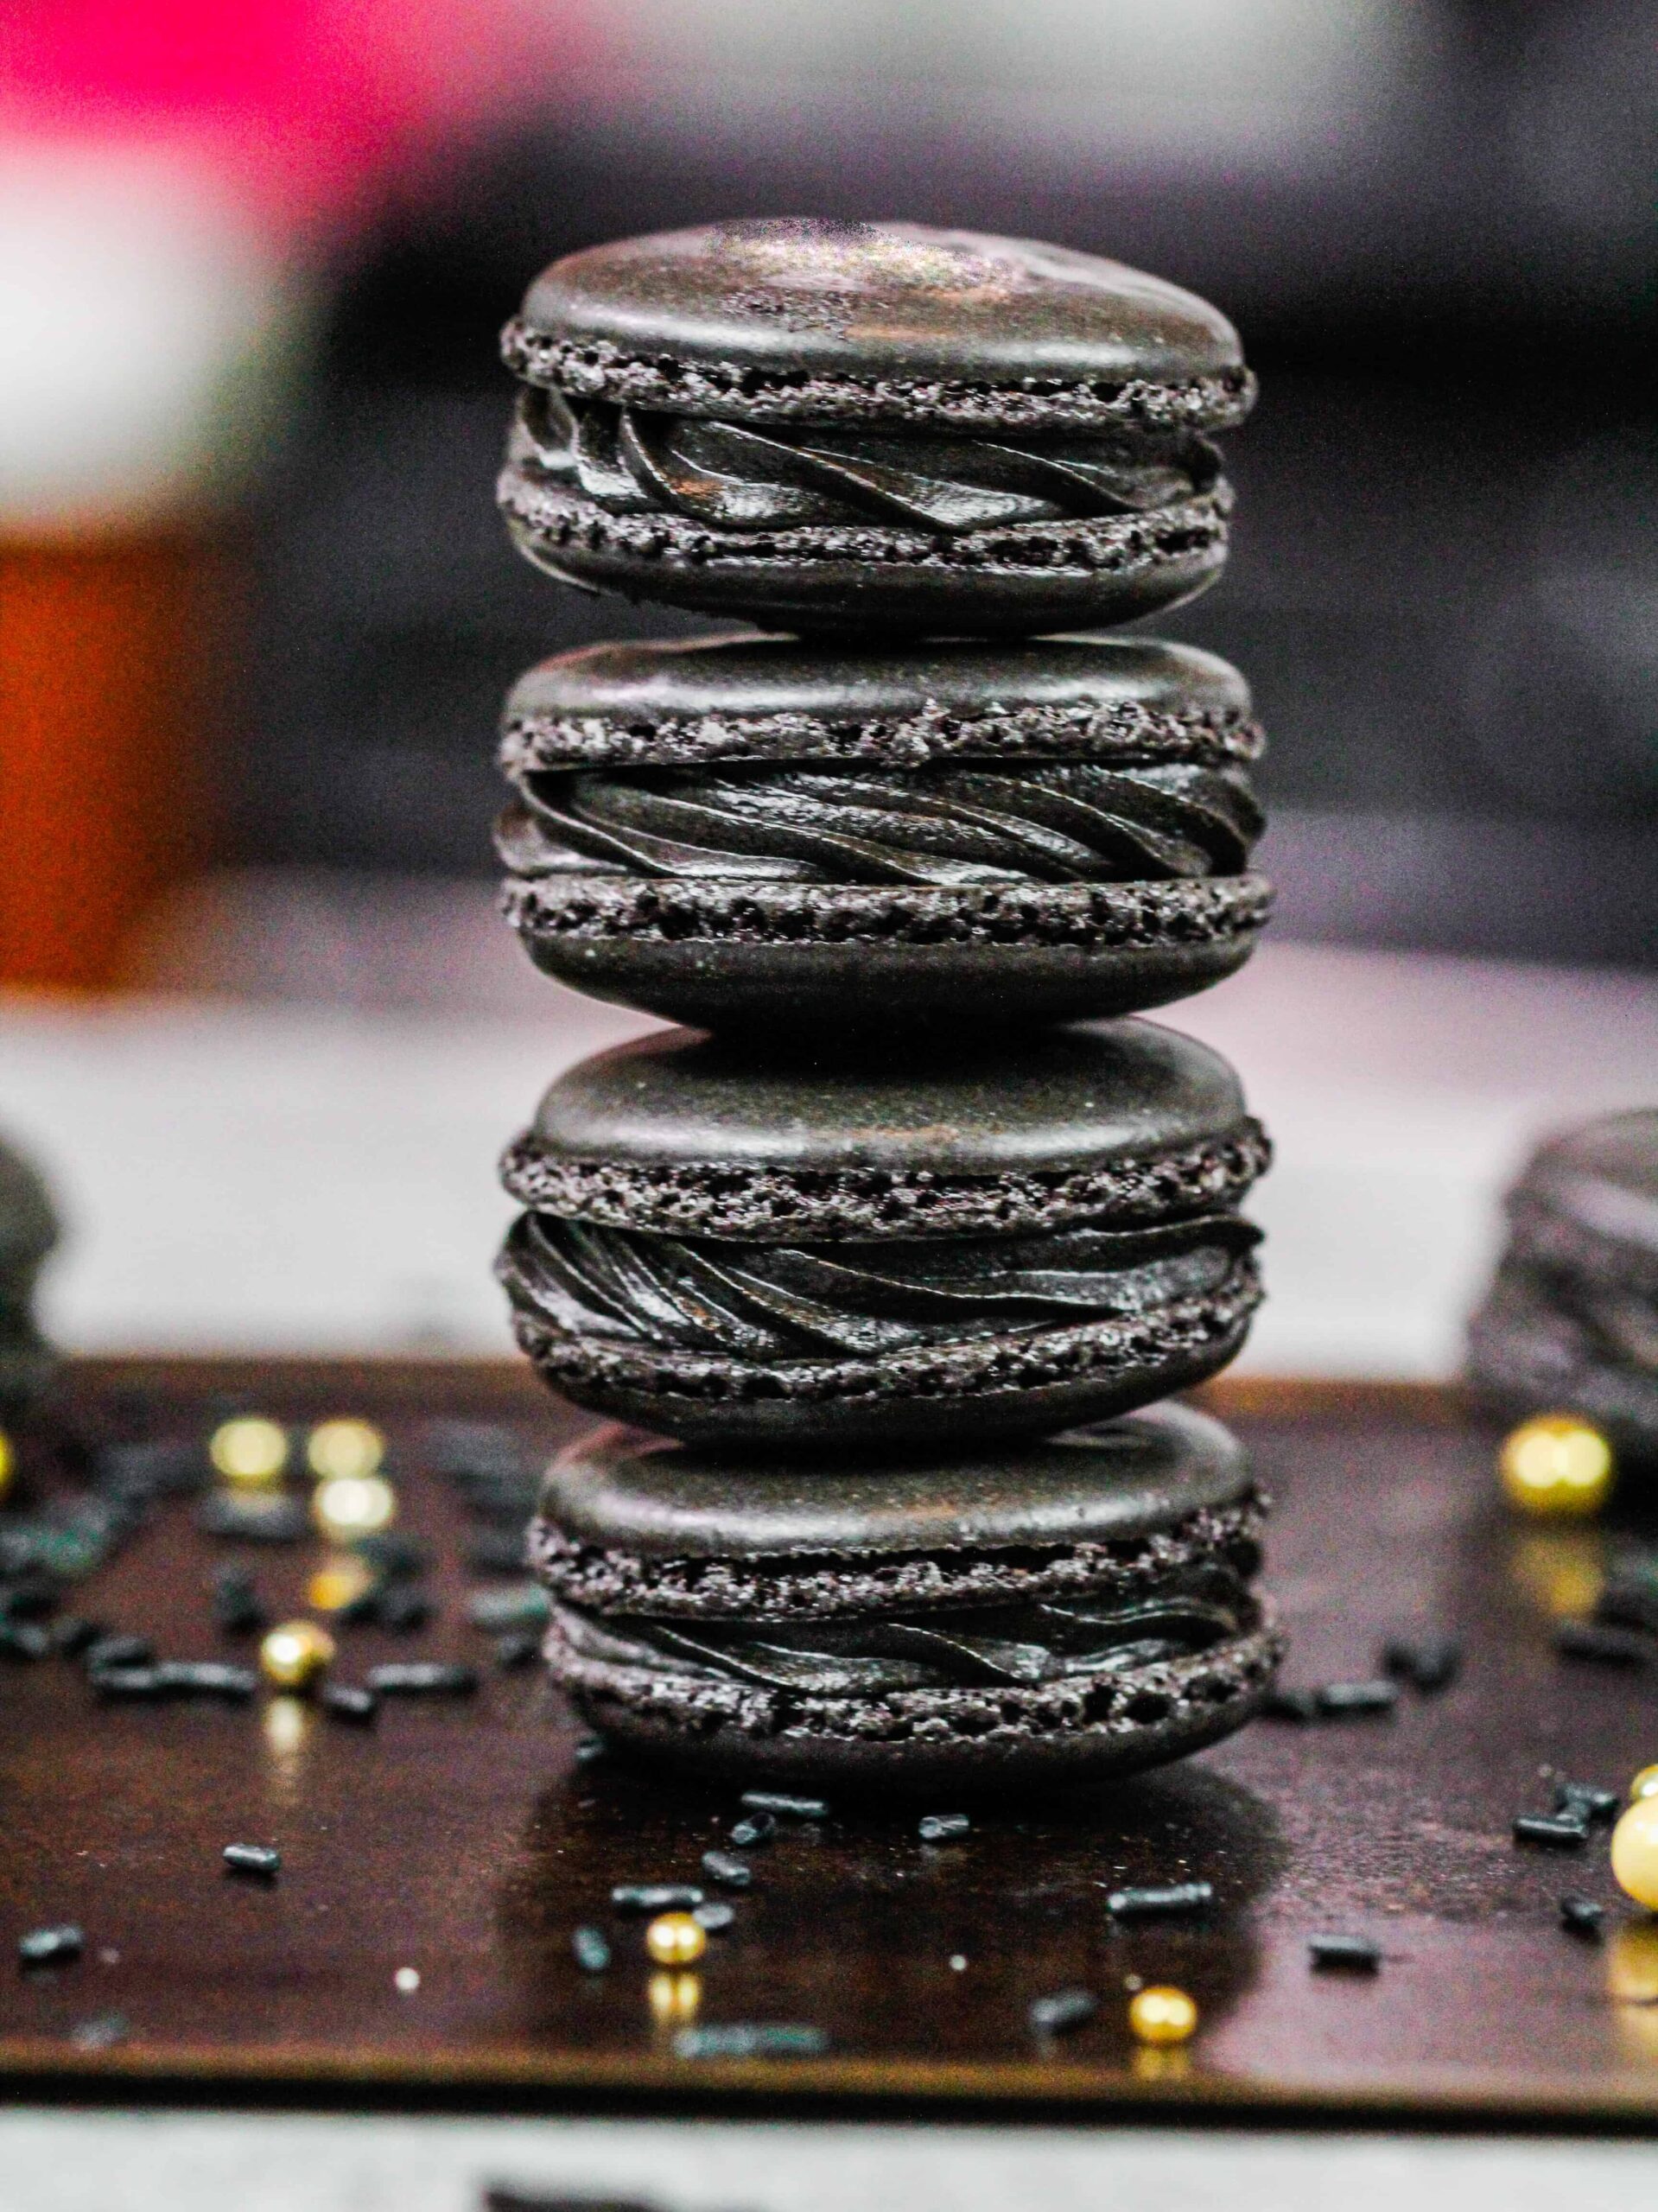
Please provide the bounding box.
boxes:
[4,1362,1658,2121]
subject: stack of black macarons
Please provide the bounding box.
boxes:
[491,219,1281,1792]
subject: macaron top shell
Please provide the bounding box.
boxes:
[541,1402,1249,1561]
[504,219,1251,433]
[524,1020,1248,1188]
[502,632,1257,770]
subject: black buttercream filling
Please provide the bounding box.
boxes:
[516,387,1218,535]
[556,1575,1250,1694]
[499,1212,1261,1362]
[499,755,1261,888]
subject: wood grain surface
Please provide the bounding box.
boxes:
[5,1360,1658,2123]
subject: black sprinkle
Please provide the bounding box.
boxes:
[154,1661,257,1700]
[729,1813,775,1848]
[1554,1621,1648,1667]
[365,1662,477,1696]
[494,1630,542,1669]
[1596,1556,1658,1633]
[50,1616,106,1657]
[334,1584,389,1627]
[1554,1782,1620,1827]
[1029,1987,1098,2035]
[93,1439,201,1499]
[0,1620,51,1661]
[1309,1933,1382,1971]
[571,1924,611,1973]
[1106,1881,1213,1920]
[211,1567,267,1637]
[223,1843,281,1878]
[320,1681,378,1723]
[1560,1893,1606,1936]
[83,1633,152,1674]
[1315,1680,1400,1716]
[1381,1635,1462,1693]
[196,1493,308,1543]
[371,1585,434,1634]
[693,1901,736,1934]
[0,1577,60,1619]
[19,1924,84,1968]
[353,1533,430,1580]
[702,1851,753,1891]
[1514,1813,1588,1847]
[918,1813,971,1843]
[611,1884,704,1913]
[740,1790,829,1821]
[1260,1688,1319,1721]
[467,1586,550,1634]
[573,1733,607,1766]
[90,1665,166,1700]
[673,2023,828,2059]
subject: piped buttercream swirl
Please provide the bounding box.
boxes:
[499,1213,1261,1363]
[514,386,1219,536]
[499,757,1261,888]
[551,1580,1252,1695]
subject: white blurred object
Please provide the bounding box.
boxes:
[0,142,300,531]
[7,925,1658,1373]
[599,0,1425,171]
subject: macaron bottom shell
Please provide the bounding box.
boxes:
[510,1264,1261,1452]
[503,874,1269,1032]
[499,466,1229,638]
[553,1611,1283,1799]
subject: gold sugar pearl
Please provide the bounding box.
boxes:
[259,1619,336,1691]
[311,1472,397,1542]
[1128,1985,1198,2047]
[1498,1414,1614,1519]
[307,1418,385,1483]
[1611,1798,1658,1910]
[210,1416,290,1489]
[0,1427,15,1502]
[645,1912,708,1967]
[1631,1765,1658,1805]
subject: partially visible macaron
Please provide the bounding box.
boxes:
[0,1131,60,1422]
[498,632,1270,1031]
[1468,1110,1658,1462]
[499,219,1251,636]
[498,1020,1269,1451]
[532,1401,1281,1792]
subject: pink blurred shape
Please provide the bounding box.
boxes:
[1,0,585,232]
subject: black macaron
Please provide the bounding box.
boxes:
[531,1401,1280,1792]
[499,219,1251,637]
[498,1020,1268,1451]
[0,1132,60,1422]
[1468,1110,1658,1462]
[498,632,1271,1032]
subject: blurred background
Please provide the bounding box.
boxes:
[3,0,1655,1369]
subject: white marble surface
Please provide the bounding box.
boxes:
[2,2113,1656,2212]
[4,940,1656,1375]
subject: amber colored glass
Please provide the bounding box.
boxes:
[0,531,221,988]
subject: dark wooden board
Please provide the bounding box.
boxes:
[5,1359,1658,2123]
